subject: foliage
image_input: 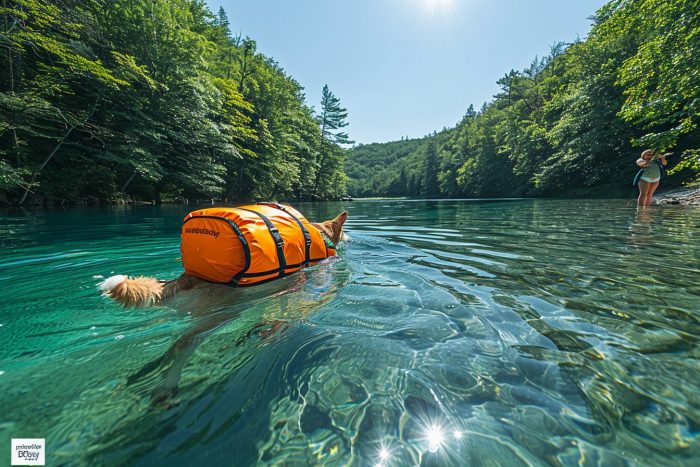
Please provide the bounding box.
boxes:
[3,0,697,203]
[345,0,699,197]
[0,0,349,204]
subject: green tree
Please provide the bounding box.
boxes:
[1,1,342,205]
[421,141,440,197]
[599,0,700,180]
[313,84,352,197]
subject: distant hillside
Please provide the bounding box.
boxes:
[345,138,422,197]
[345,130,458,198]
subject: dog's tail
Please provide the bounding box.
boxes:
[100,275,164,308]
[100,273,201,308]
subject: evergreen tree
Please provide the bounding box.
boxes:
[318,84,352,145]
[218,6,230,32]
[345,0,699,198]
[313,84,352,197]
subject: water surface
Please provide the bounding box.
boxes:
[1,200,699,466]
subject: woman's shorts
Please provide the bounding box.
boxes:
[640,177,660,183]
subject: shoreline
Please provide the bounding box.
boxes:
[656,186,700,206]
[4,188,699,209]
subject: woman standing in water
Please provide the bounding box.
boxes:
[635,149,671,206]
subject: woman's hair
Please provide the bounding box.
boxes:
[641,149,654,158]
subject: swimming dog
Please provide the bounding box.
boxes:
[98,204,348,405]
[100,204,348,308]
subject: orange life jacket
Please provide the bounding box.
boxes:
[180,202,335,286]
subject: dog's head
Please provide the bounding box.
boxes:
[312,211,348,247]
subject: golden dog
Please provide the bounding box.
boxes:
[100,207,348,307]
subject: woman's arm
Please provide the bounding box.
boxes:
[636,158,649,168]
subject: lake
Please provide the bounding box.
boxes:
[0,199,699,466]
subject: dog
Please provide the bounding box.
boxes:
[98,204,348,406]
[100,204,348,308]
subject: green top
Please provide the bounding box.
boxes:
[642,161,661,179]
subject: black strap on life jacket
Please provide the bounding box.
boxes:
[227,219,252,284]
[183,214,251,285]
[237,207,287,277]
[257,202,312,266]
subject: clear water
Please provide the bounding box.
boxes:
[1,200,699,466]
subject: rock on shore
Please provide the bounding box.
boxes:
[656,186,700,206]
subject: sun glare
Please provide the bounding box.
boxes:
[422,0,456,16]
[427,0,453,6]
[426,425,445,453]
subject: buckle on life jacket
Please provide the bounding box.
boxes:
[267,226,284,246]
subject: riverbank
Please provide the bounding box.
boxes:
[657,185,700,206]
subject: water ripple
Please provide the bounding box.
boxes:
[1,200,699,466]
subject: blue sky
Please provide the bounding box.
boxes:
[206,0,607,144]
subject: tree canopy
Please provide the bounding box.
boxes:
[0,0,350,204]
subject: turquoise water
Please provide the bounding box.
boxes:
[1,200,699,466]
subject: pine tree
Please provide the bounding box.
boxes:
[318,84,352,145]
[313,84,352,197]
[218,6,230,32]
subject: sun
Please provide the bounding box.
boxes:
[420,0,457,17]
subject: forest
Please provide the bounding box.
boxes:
[346,0,700,198]
[0,0,350,205]
[2,0,699,205]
